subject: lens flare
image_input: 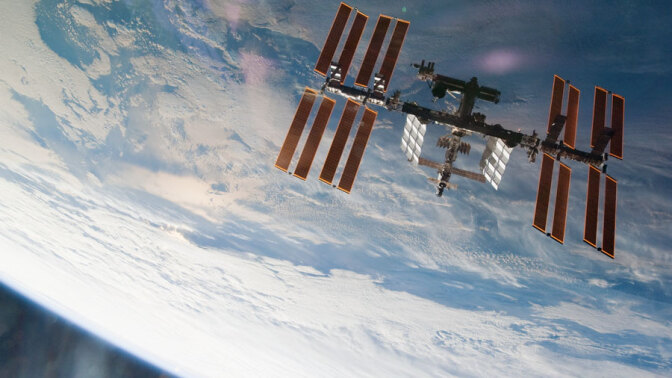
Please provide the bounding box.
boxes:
[478,49,524,74]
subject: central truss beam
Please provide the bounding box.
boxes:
[390,100,605,167]
[323,77,606,168]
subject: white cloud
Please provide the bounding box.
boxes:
[0,162,664,376]
[534,301,672,340]
[588,278,612,288]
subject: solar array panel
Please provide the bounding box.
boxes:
[338,11,368,83]
[602,175,617,258]
[378,19,409,92]
[564,85,580,149]
[532,75,624,258]
[417,157,442,170]
[338,108,377,193]
[452,167,486,183]
[583,165,601,247]
[610,94,625,159]
[315,3,352,76]
[320,99,361,184]
[275,88,317,171]
[590,87,607,148]
[533,153,555,233]
[294,97,336,179]
[551,163,571,243]
[313,4,410,89]
[547,75,565,133]
[276,4,413,194]
[355,15,392,87]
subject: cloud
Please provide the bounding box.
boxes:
[1,155,667,375]
[588,278,612,288]
[534,301,672,340]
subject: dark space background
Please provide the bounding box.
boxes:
[0,281,172,377]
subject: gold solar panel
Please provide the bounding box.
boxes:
[564,85,580,149]
[551,163,571,244]
[601,175,617,258]
[378,19,410,92]
[319,99,360,185]
[452,167,486,183]
[354,15,392,88]
[337,108,377,193]
[533,153,555,233]
[590,87,607,148]
[293,96,336,180]
[583,165,601,247]
[314,3,352,76]
[275,88,317,172]
[609,94,625,159]
[547,75,565,133]
[338,11,368,83]
[418,157,442,170]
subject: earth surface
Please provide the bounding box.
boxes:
[0,0,671,376]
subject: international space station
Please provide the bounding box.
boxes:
[275,3,625,259]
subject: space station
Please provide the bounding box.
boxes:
[275,2,625,260]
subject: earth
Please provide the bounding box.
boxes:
[0,0,671,376]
